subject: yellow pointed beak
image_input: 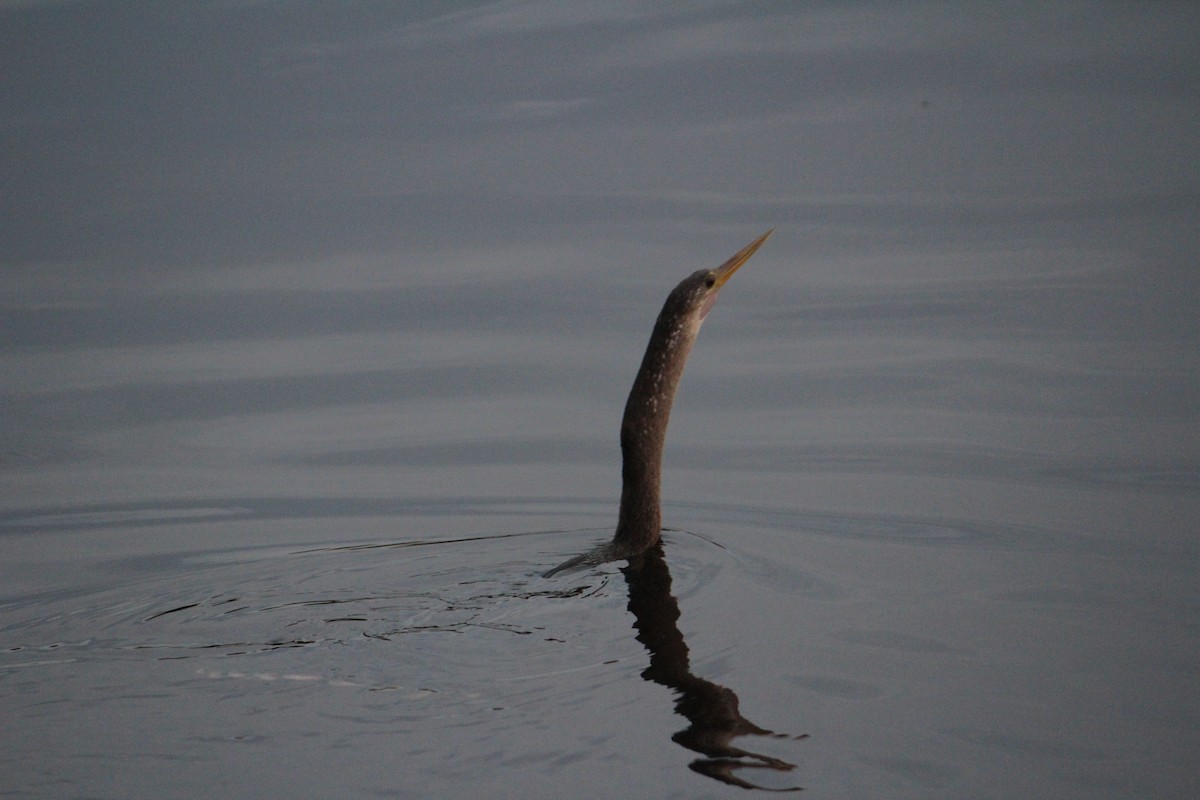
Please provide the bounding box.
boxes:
[712,229,773,289]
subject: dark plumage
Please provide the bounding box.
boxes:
[545,230,773,577]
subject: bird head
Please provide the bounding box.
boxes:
[665,229,774,326]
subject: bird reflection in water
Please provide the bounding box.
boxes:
[623,544,805,791]
[544,231,803,786]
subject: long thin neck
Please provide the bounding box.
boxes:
[614,304,701,551]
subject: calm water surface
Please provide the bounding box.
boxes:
[3,3,1199,798]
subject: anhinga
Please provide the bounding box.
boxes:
[546,230,773,577]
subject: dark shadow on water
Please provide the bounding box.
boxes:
[622,544,806,791]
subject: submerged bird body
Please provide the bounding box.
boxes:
[545,231,772,577]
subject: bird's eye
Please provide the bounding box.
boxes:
[704,275,716,288]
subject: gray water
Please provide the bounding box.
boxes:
[2,3,1198,798]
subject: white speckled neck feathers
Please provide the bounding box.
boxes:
[614,280,707,552]
[542,230,771,578]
